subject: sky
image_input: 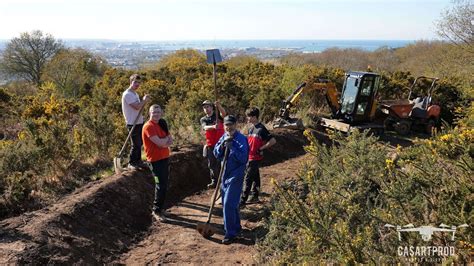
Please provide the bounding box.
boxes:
[0,0,452,41]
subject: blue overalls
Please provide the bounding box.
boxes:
[213,131,249,239]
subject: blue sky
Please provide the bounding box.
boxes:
[0,0,451,40]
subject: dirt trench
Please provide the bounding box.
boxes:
[0,128,308,264]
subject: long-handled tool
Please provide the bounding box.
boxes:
[206,49,223,127]
[113,104,146,174]
[197,142,231,238]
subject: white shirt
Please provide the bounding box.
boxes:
[122,88,144,125]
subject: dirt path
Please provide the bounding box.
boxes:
[0,129,309,264]
[117,155,309,264]
[1,127,417,264]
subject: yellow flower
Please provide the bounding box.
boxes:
[18,131,27,140]
[439,134,450,142]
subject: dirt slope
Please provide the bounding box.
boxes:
[0,128,308,264]
[117,155,309,264]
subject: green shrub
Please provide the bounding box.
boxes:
[257,129,472,264]
[0,139,45,216]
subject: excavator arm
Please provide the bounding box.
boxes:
[274,79,340,129]
[274,71,384,133]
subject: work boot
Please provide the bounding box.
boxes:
[127,163,138,170]
[136,160,149,169]
[247,196,260,204]
[152,210,167,222]
[222,236,234,245]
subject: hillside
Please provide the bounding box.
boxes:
[0,129,308,264]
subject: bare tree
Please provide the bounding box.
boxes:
[436,0,474,52]
[0,30,63,86]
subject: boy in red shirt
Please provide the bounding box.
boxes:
[200,100,226,188]
[142,104,173,221]
[240,107,276,206]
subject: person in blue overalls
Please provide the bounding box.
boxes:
[214,115,249,244]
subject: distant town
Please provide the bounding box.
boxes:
[0,39,308,72]
[65,40,314,68]
[0,39,412,70]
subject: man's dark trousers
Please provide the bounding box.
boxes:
[241,160,260,202]
[150,158,169,213]
[206,145,220,184]
[127,123,143,165]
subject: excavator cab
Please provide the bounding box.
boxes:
[319,71,382,133]
[339,72,380,124]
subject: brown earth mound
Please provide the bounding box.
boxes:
[0,128,308,264]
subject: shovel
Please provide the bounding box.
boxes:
[113,104,146,174]
[206,49,222,103]
[206,49,223,127]
[197,142,231,238]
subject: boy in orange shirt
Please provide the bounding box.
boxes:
[142,104,173,221]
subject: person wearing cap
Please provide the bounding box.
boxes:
[240,107,276,207]
[200,100,226,188]
[122,74,150,170]
[213,115,249,244]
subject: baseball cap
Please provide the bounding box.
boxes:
[201,100,213,106]
[223,115,237,125]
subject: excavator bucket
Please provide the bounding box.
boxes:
[318,118,351,133]
[273,117,304,130]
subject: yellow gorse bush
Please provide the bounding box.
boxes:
[257,128,472,264]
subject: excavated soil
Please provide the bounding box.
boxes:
[0,128,308,264]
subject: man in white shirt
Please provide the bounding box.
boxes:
[121,74,149,169]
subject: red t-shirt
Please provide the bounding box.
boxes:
[247,123,272,161]
[200,113,225,147]
[142,120,170,162]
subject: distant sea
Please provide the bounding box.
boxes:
[0,39,414,52]
[134,39,414,52]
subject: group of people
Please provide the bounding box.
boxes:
[121,74,276,245]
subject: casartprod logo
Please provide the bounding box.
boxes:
[384,222,469,262]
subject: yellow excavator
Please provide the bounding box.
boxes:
[273,71,384,134]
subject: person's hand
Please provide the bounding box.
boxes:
[166,135,173,146]
[225,140,233,149]
[258,148,264,156]
[224,136,233,149]
[143,94,150,102]
[214,101,221,107]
